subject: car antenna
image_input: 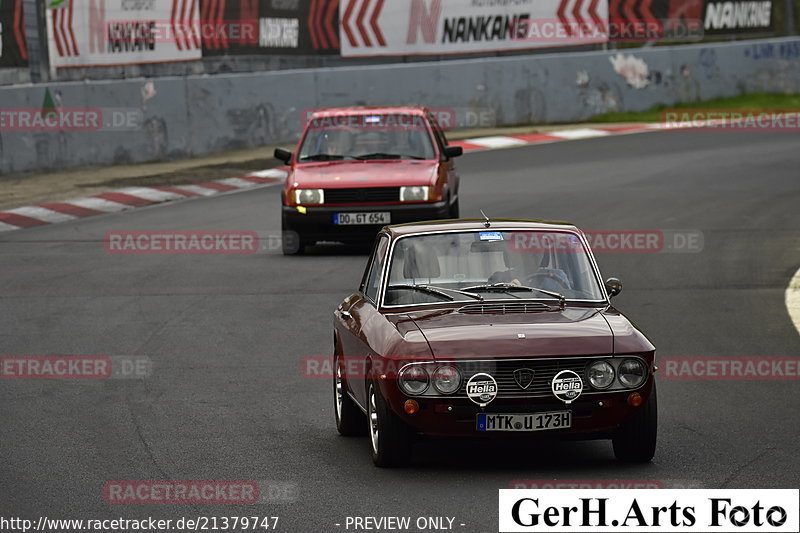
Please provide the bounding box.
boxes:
[480,209,491,228]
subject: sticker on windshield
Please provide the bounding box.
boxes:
[479,232,504,241]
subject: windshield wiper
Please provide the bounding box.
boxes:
[462,283,566,309]
[298,154,352,161]
[386,284,453,301]
[353,152,402,160]
[387,284,483,302]
[352,152,426,160]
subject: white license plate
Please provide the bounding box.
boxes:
[477,411,571,432]
[333,212,391,225]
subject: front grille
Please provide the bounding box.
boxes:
[454,357,593,398]
[324,187,400,204]
[458,303,551,314]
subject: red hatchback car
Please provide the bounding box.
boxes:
[333,219,657,467]
[275,107,463,255]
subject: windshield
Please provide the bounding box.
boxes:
[382,230,606,306]
[298,113,437,161]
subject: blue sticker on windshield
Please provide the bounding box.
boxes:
[479,232,503,241]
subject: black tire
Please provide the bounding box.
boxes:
[449,196,460,219]
[282,240,305,255]
[334,356,366,436]
[612,382,658,463]
[367,382,412,467]
[281,225,306,255]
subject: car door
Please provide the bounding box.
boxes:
[336,234,390,408]
[427,114,459,202]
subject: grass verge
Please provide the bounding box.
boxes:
[587,93,800,123]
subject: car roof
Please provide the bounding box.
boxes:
[308,106,429,118]
[384,219,580,238]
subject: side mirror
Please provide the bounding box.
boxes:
[443,145,463,159]
[605,277,622,298]
[274,148,293,164]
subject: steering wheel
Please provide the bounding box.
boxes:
[524,272,570,290]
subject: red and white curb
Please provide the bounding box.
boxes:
[449,124,660,152]
[0,169,289,232]
[0,124,664,233]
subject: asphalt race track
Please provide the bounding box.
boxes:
[1,130,799,532]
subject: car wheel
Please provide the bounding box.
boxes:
[612,382,657,463]
[282,240,306,255]
[449,197,460,219]
[367,382,412,467]
[334,357,366,436]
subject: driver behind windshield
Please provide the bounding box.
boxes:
[488,249,571,292]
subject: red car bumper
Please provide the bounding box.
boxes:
[377,376,655,438]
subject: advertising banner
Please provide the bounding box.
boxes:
[47,0,202,68]
[201,0,340,56]
[0,0,28,67]
[703,0,774,36]
[339,0,609,58]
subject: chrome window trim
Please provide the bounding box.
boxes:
[360,232,391,305]
[377,227,610,311]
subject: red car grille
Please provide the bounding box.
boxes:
[324,187,400,204]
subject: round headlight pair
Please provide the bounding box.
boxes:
[587,358,647,389]
[398,364,461,395]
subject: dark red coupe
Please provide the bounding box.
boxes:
[333,219,657,467]
[275,106,462,254]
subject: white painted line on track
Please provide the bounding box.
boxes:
[249,169,289,179]
[0,221,23,232]
[6,206,77,223]
[116,187,186,202]
[68,197,134,212]
[548,128,611,140]
[786,266,800,338]
[173,185,221,196]
[466,136,529,149]
[219,177,261,188]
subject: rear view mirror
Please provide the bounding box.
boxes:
[605,277,622,298]
[274,148,293,164]
[443,146,463,159]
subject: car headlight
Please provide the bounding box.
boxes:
[399,186,430,202]
[432,365,461,394]
[587,360,615,389]
[294,189,324,205]
[618,358,647,388]
[399,365,429,395]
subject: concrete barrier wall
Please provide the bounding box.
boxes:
[2,37,799,175]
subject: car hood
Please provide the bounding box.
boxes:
[291,160,438,189]
[403,307,614,359]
